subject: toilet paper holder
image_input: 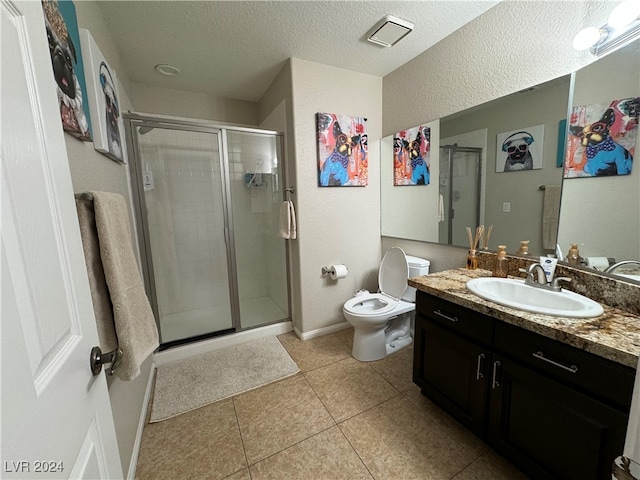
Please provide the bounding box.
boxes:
[322,265,348,275]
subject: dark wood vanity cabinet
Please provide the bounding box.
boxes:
[413,291,636,480]
[413,293,493,436]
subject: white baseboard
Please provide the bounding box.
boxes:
[294,321,351,341]
[153,321,293,366]
[127,361,156,480]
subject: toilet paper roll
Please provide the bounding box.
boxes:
[329,264,348,280]
[586,256,610,270]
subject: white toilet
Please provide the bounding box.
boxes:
[343,247,430,362]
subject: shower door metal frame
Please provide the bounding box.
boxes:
[439,144,483,246]
[123,113,290,346]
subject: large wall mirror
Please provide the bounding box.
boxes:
[557,39,640,282]
[381,38,639,283]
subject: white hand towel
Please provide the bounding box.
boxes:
[624,356,640,462]
[279,200,297,239]
[288,200,297,240]
[438,193,445,222]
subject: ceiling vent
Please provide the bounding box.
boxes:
[366,15,414,47]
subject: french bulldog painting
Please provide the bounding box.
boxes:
[570,108,633,176]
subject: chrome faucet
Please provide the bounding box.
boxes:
[519,263,571,292]
[521,263,546,286]
[604,260,640,273]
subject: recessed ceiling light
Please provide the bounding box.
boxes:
[154,64,182,77]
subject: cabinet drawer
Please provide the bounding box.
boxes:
[494,321,635,410]
[416,291,493,346]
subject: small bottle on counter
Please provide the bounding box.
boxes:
[567,244,582,265]
[517,240,530,255]
[492,245,509,278]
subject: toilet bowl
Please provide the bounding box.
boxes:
[343,247,430,361]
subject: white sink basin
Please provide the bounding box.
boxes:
[466,277,604,318]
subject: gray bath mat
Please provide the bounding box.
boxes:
[150,336,299,422]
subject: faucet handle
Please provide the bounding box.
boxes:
[550,276,571,291]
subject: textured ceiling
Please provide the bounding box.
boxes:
[98,1,499,102]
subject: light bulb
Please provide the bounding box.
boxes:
[572,26,605,50]
[608,0,640,29]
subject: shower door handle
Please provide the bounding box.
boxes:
[223,226,229,245]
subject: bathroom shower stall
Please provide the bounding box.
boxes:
[124,114,289,348]
[438,144,483,247]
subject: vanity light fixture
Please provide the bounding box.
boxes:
[154,64,182,77]
[366,15,414,47]
[572,0,640,56]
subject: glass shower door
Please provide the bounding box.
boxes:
[226,130,289,329]
[136,126,233,344]
[439,145,482,247]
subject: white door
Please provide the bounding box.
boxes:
[1,1,123,478]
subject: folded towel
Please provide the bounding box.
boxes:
[542,185,561,250]
[76,192,159,380]
[624,355,640,462]
[76,196,118,353]
[279,200,297,239]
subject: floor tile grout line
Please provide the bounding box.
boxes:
[299,374,341,425]
[334,423,376,480]
[448,454,486,480]
[244,423,338,469]
[230,396,251,474]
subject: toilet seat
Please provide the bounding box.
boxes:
[343,247,412,319]
[343,294,414,319]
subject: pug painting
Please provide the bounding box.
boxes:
[42,0,91,140]
[502,131,534,171]
[496,125,544,173]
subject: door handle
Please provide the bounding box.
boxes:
[90,346,122,376]
[492,360,501,389]
[476,353,486,380]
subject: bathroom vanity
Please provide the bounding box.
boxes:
[410,268,640,480]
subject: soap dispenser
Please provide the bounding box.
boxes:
[567,244,582,265]
[492,245,509,278]
[517,240,530,255]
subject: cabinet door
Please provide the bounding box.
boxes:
[489,355,628,480]
[414,315,490,435]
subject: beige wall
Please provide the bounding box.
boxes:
[289,58,383,333]
[130,82,260,126]
[383,1,615,135]
[71,3,151,477]
[382,0,618,266]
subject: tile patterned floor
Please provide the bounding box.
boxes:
[136,328,529,480]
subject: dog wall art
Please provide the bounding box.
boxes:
[565,97,638,178]
[41,0,92,141]
[80,29,124,163]
[393,125,431,186]
[316,113,367,187]
[496,125,544,173]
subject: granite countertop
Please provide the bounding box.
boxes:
[408,268,640,369]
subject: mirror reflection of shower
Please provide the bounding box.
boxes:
[438,144,482,247]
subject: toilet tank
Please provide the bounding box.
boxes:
[402,256,430,302]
